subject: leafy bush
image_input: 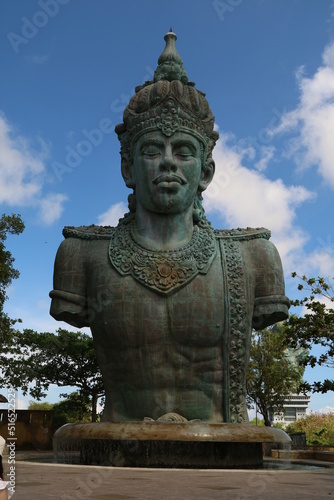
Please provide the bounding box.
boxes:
[285,413,334,446]
[272,422,286,430]
[249,417,265,426]
[28,401,53,411]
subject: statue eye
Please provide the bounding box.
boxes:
[142,146,161,157]
[174,145,194,158]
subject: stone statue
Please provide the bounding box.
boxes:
[50,30,289,425]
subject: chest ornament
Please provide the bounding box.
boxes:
[109,218,216,296]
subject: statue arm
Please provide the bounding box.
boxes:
[250,239,290,330]
[49,237,89,328]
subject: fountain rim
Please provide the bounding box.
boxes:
[53,421,291,444]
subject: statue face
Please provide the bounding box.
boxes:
[125,130,212,215]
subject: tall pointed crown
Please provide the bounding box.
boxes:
[115,30,219,160]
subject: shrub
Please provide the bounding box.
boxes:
[285,413,334,446]
[249,417,265,426]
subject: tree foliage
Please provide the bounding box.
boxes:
[246,324,304,426]
[0,214,104,422]
[285,273,334,393]
[249,417,265,426]
[28,401,54,411]
[52,392,93,429]
[1,328,104,422]
[285,412,334,446]
[28,393,93,430]
[0,213,24,338]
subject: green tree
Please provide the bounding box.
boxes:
[0,213,24,338]
[28,394,93,430]
[286,274,334,393]
[28,401,54,411]
[52,392,92,430]
[1,328,104,422]
[285,412,334,446]
[246,324,304,426]
[249,417,265,426]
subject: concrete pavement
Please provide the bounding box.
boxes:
[4,452,334,499]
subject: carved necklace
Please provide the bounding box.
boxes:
[109,217,217,296]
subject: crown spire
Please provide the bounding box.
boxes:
[154,30,188,83]
[115,30,219,160]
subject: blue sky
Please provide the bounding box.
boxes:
[1,0,334,416]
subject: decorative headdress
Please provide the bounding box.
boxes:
[115,30,219,162]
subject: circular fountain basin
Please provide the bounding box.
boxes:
[53,422,291,468]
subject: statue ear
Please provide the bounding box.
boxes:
[199,159,215,192]
[121,156,135,189]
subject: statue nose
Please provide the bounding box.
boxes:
[159,153,177,172]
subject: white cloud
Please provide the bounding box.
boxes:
[38,193,67,225]
[271,41,334,188]
[0,113,45,204]
[323,43,334,67]
[254,145,275,172]
[297,246,334,280]
[308,405,334,415]
[0,112,67,224]
[97,201,127,226]
[205,132,314,265]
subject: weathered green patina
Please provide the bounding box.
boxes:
[50,31,289,425]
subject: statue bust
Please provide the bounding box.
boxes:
[50,31,289,424]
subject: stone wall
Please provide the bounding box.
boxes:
[0,409,53,450]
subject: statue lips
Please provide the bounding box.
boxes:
[153,174,186,186]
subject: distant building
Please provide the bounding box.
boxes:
[271,393,311,427]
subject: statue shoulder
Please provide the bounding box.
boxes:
[62,225,116,240]
[215,227,281,272]
[214,227,271,241]
[55,225,115,266]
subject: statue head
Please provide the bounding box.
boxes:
[115,30,219,223]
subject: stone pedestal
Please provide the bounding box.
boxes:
[53,422,291,468]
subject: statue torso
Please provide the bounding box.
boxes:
[50,222,289,423]
[86,237,226,422]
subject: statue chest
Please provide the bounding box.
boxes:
[87,247,226,350]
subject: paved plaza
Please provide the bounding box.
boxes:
[5,453,334,499]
